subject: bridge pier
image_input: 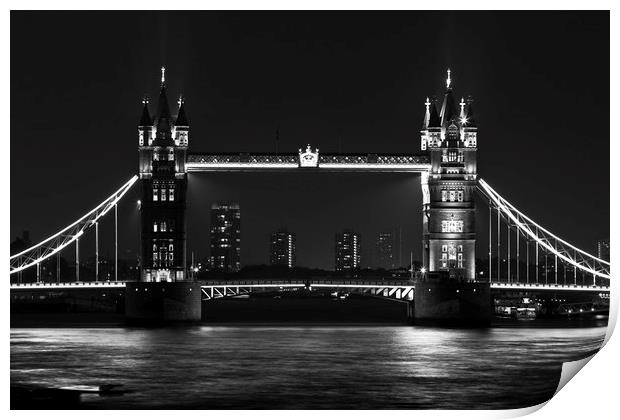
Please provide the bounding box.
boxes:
[125,281,202,324]
[406,301,415,324]
[412,273,492,327]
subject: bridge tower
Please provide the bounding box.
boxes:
[138,67,189,282]
[421,70,478,280]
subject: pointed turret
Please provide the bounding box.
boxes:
[175,96,189,126]
[139,97,152,126]
[422,97,431,129]
[428,98,441,127]
[174,95,190,147]
[465,96,477,127]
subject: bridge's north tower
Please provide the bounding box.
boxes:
[137,68,189,282]
[421,70,478,280]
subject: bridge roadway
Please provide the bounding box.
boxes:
[9,279,611,301]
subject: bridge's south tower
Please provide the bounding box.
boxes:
[138,68,189,282]
[421,70,478,280]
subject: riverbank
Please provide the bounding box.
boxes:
[11,294,608,329]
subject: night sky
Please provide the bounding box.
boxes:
[10,11,609,269]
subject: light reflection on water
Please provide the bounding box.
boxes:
[11,325,605,409]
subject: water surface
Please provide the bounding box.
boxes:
[10,324,605,409]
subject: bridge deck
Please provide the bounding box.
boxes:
[9,280,610,293]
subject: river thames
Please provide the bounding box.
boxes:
[10,320,606,409]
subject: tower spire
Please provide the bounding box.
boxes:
[155,67,173,145]
[446,69,452,90]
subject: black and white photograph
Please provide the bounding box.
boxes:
[7,5,615,414]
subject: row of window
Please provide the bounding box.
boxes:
[153,243,174,252]
[138,129,189,147]
[153,188,175,202]
[441,189,464,202]
[440,243,464,269]
[440,254,464,268]
[153,252,175,267]
[441,220,464,233]
[153,220,175,233]
[442,151,464,163]
[153,151,175,161]
[441,244,463,253]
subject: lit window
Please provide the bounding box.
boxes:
[153,244,157,251]
[169,189,174,201]
[153,188,159,201]
[441,245,448,252]
[457,191,464,202]
[449,190,456,202]
[457,253,463,268]
[441,190,447,202]
[457,245,463,252]
[160,189,166,201]
[169,244,174,251]
[169,252,174,261]
[448,246,457,260]
[153,222,158,232]
[441,220,464,233]
[153,153,159,161]
[161,222,167,232]
[168,151,174,161]
[458,151,464,162]
[153,252,158,261]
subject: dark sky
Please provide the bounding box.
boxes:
[10,11,609,269]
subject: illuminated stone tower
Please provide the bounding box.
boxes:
[138,68,189,282]
[420,70,478,280]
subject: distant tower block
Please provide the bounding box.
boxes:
[137,67,189,283]
[420,69,478,280]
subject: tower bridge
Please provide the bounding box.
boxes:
[9,68,611,324]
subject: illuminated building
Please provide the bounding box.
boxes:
[597,239,610,261]
[376,232,395,269]
[335,230,361,271]
[209,203,241,272]
[420,70,477,279]
[269,229,296,268]
[138,68,189,282]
